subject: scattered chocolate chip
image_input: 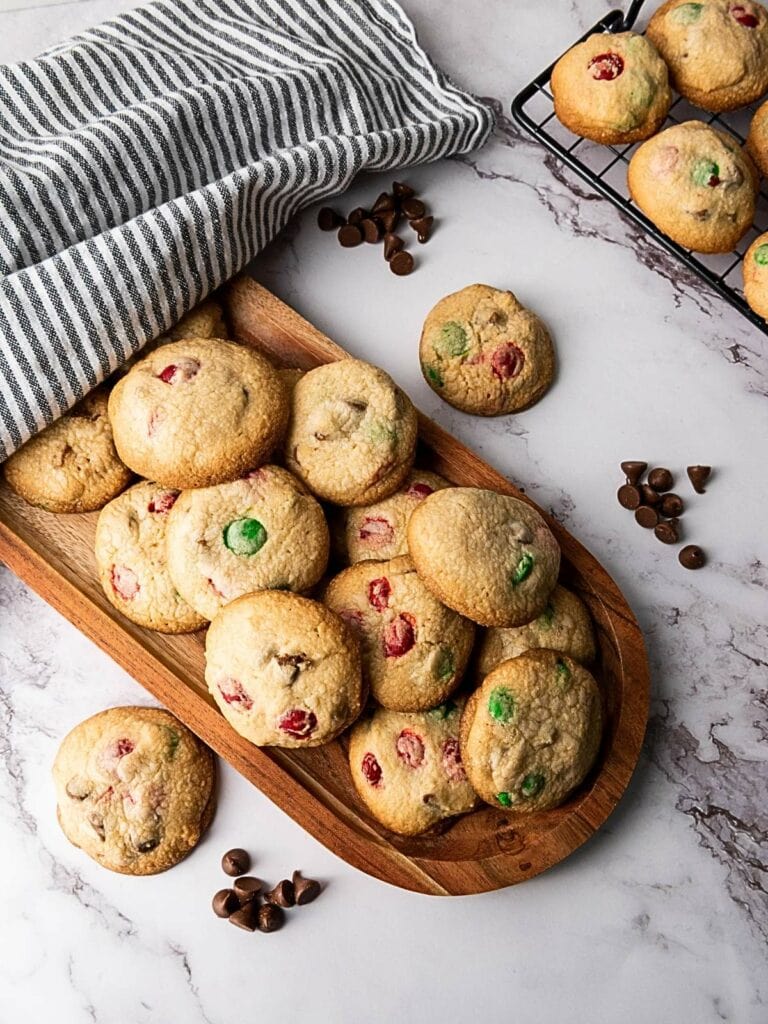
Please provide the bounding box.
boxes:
[347,207,367,225]
[640,484,661,507]
[635,505,659,529]
[379,208,400,233]
[229,903,258,931]
[654,519,680,545]
[679,544,706,570]
[389,250,414,276]
[258,903,284,933]
[338,224,363,248]
[660,493,684,518]
[222,848,250,877]
[620,461,647,485]
[292,871,322,905]
[264,879,295,908]
[372,191,394,214]
[410,215,434,243]
[234,876,263,904]
[617,484,642,510]
[687,465,712,494]
[212,888,240,918]
[360,217,381,244]
[401,197,426,220]
[383,233,404,261]
[648,467,673,491]
[317,207,343,231]
[393,180,415,199]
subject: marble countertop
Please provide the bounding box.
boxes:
[1,1,766,1021]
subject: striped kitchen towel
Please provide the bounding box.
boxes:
[0,0,493,460]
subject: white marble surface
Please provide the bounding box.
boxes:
[1,1,767,1022]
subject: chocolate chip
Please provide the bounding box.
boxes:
[317,207,343,231]
[136,836,160,853]
[660,493,684,518]
[383,233,404,261]
[233,876,262,904]
[392,180,415,200]
[360,217,381,244]
[264,879,295,908]
[410,215,434,243]
[258,903,284,933]
[372,191,394,214]
[687,465,711,494]
[389,250,414,276]
[635,505,659,529]
[654,519,679,545]
[379,208,400,233]
[292,871,321,905]
[347,207,367,225]
[338,224,363,247]
[648,467,673,491]
[620,461,647,485]
[222,848,250,877]
[212,888,240,918]
[617,484,642,510]
[640,484,661,507]
[229,903,258,931]
[679,544,706,570]
[401,197,426,220]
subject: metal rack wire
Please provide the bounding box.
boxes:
[511,0,768,337]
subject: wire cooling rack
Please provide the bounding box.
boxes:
[511,0,768,337]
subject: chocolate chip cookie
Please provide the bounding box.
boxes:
[743,231,768,315]
[747,97,768,176]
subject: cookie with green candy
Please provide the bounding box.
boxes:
[460,649,603,813]
[323,555,475,712]
[419,284,555,416]
[743,231,768,318]
[166,465,329,621]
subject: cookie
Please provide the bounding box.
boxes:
[476,585,596,679]
[204,591,364,748]
[166,465,329,621]
[647,0,768,112]
[166,298,227,340]
[627,122,757,253]
[323,556,475,711]
[3,388,131,514]
[407,487,560,627]
[551,32,672,145]
[284,359,418,506]
[53,706,215,875]
[95,481,206,633]
[419,284,555,416]
[108,338,288,489]
[747,97,768,177]
[333,469,451,565]
[348,699,478,835]
[743,230,768,316]
[460,650,603,812]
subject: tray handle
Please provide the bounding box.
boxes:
[621,0,649,30]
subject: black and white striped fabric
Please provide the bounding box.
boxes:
[0,0,493,460]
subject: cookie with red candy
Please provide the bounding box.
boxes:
[323,555,475,712]
[348,698,478,836]
[419,284,555,416]
[53,706,215,875]
[204,591,364,748]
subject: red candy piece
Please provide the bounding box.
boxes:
[396,729,425,768]
[490,343,525,381]
[588,52,624,80]
[157,358,200,384]
[148,490,178,514]
[114,738,135,758]
[110,565,139,601]
[383,613,416,658]
[368,576,391,611]
[218,677,253,711]
[731,4,759,25]
[361,751,382,787]
[441,737,467,783]
[277,708,317,740]
[359,516,395,546]
[405,482,434,499]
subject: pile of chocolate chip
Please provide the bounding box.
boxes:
[212,847,321,933]
[617,462,712,569]
[317,181,433,276]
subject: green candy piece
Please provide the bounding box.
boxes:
[430,699,458,719]
[368,421,397,445]
[435,647,455,680]
[671,2,703,23]
[521,772,545,798]
[435,321,469,358]
[496,791,513,807]
[555,658,571,687]
[754,244,768,266]
[223,517,267,556]
[691,159,719,187]
[166,727,180,759]
[423,363,444,388]
[539,603,555,629]
[488,686,516,723]
[511,552,534,586]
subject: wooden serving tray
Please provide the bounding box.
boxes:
[0,276,649,895]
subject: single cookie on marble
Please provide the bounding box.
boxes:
[95,481,205,633]
[284,359,418,506]
[476,584,596,679]
[3,388,132,514]
[627,122,757,253]
[204,591,364,748]
[53,706,215,875]
[108,338,288,489]
[166,465,329,622]
[647,0,768,113]
[747,97,768,177]
[742,231,768,316]
[348,699,478,835]
[333,469,451,565]
[552,32,672,145]
[419,284,555,416]
[323,555,475,712]
[460,650,603,812]
[407,487,560,627]
[166,298,227,341]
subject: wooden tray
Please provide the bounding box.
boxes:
[0,277,649,895]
